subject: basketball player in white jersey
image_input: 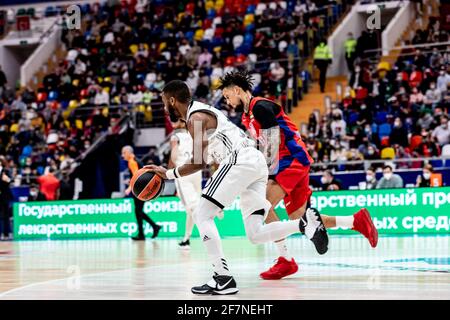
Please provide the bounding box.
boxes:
[146,80,327,295]
[169,119,202,248]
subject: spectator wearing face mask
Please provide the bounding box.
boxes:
[425,82,441,105]
[330,111,346,139]
[389,117,409,147]
[364,167,378,190]
[432,115,450,146]
[27,184,47,201]
[320,170,343,191]
[376,165,403,189]
[415,164,436,188]
[436,69,450,97]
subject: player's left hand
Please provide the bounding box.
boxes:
[144,165,168,179]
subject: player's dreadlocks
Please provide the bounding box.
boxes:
[218,70,254,92]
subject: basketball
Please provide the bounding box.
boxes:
[130,168,165,201]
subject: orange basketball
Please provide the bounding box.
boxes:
[130,168,165,201]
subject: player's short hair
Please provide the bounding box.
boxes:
[383,164,393,171]
[162,80,191,103]
[218,70,254,92]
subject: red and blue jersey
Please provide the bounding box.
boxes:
[241,97,314,173]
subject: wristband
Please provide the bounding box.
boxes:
[166,167,181,180]
[166,169,176,180]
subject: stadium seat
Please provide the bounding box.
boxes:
[224,56,235,67]
[26,8,35,17]
[232,35,244,49]
[381,147,395,159]
[442,144,450,157]
[48,91,58,101]
[236,54,247,64]
[410,135,423,151]
[205,0,214,10]
[17,8,26,16]
[37,92,47,102]
[251,73,262,87]
[255,3,267,15]
[185,3,195,14]
[380,136,390,147]
[347,112,359,126]
[194,29,204,41]
[375,111,388,124]
[378,123,391,139]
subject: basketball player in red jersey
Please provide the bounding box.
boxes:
[219,71,378,280]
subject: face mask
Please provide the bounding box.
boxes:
[442,123,448,129]
[320,176,328,184]
[423,172,431,180]
[384,173,392,180]
[365,128,371,134]
[368,149,374,155]
[366,175,373,182]
[30,191,37,197]
[394,121,401,127]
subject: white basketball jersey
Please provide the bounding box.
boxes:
[172,129,193,167]
[186,101,255,164]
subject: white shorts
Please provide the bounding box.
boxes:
[175,171,202,214]
[202,147,271,219]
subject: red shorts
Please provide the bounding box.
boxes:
[274,159,312,215]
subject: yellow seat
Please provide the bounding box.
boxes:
[211,78,220,90]
[144,106,153,122]
[129,44,138,54]
[102,107,109,117]
[10,123,19,133]
[381,147,395,159]
[64,120,71,128]
[205,1,214,11]
[69,100,78,109]
[158,42,167,52]
[72,79,79,87]
[244,14,254,24]
[214,2,223,11]
[194,29,204,41]
[75,119,83,130]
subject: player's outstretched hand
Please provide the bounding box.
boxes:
[144,165,168,179]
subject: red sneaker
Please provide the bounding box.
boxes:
[260,257,298,280]
[352,208,378,248]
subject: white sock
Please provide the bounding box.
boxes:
[244,215,300,244]
[335,216,354,228]
[275,240,292,260]
[196,216,231,276]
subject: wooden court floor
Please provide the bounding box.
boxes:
[0,235,448,300]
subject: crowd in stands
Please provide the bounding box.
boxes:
[0,0,347,195]
[305,17,450,179]
[0,0,449,202]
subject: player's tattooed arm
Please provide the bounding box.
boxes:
[260,127,280,175]
[252,103,280,175]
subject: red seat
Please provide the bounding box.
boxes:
[202,19,212,30]
[380,136,390,147]
[214,27,224,37]
[186,3,195,14]
[225,56,235,67]
[410,135,423,151]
